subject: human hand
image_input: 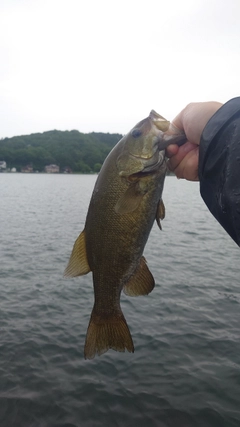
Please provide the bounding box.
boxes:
[166,102,223,181]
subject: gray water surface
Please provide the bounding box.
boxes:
[0,173,240,427]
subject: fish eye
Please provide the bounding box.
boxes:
[131,128,142,138]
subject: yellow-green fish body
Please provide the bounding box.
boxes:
[64,110,185,359]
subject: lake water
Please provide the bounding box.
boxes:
[0,173,240,427]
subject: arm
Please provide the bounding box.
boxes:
[166,98,240,246]
[199,97,240,246]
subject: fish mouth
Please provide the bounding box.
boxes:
[131,150,165,173]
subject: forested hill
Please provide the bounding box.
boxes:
[0,130,123,173]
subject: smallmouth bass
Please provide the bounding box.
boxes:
[64,110,186,359]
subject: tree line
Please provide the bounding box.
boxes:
[0,130,123,173]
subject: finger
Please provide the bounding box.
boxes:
[171,112,185,133]
[173,148,199,181]
[167,142,197,170]
[172,102,223,145]
[166,144,179,158]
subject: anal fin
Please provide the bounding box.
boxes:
[123,256,155,296]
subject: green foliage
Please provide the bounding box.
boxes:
[0,130,122,173]
[93,163,102,173]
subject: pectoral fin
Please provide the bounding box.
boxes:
[64,230,91,277]
[156,199,165,230]
[115,182,146,214]
[123,256,155,296]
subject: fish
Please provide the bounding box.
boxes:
[64,110,186,359]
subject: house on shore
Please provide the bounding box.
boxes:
[21,165,33,173]
[0,161,7,172]
[63,166,72,174]
[45,164,60,173]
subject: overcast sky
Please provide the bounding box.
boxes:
[0,0,239,138]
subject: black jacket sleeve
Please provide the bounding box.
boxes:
[199,97,240,247]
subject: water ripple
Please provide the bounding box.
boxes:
[0,175,240,426]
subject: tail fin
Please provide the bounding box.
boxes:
[84,309,134,359]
